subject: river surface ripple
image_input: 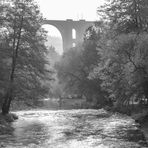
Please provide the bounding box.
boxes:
[0,109,147,148]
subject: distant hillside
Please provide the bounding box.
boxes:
[46,36,63,55]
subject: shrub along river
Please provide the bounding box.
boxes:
[0,109,147,148]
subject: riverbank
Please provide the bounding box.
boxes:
[0,113,18,135]
[104,106,148,143]
[131,110,148,143]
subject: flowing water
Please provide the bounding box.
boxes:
[0,109,147,148]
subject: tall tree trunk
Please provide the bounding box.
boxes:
[2,85,13,115]
[2,53,17,114]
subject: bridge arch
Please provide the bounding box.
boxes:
[43,19,94,52]
[42,24,63,55]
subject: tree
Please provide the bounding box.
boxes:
[90,32,148,110]
[0,0,51,114]
[55,23,108,107]
[0,27,10,107]
[91,0,148,111]
[98,0,148,33]
[55,45,85,96]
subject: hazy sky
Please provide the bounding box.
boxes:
[35,0,105,54]
[36,0,104,21]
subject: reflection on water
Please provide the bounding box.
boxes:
[0,109,147,148]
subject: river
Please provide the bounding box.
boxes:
[0,109,147,148]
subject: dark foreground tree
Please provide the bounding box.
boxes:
[0,0,51,114]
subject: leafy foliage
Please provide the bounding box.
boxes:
[98,0,148,33]
[55,24,109,107]
[91,33,148,107]
[0,0,52,113]
[83,0,148,111]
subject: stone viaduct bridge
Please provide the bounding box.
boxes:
[43,19,94,52]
